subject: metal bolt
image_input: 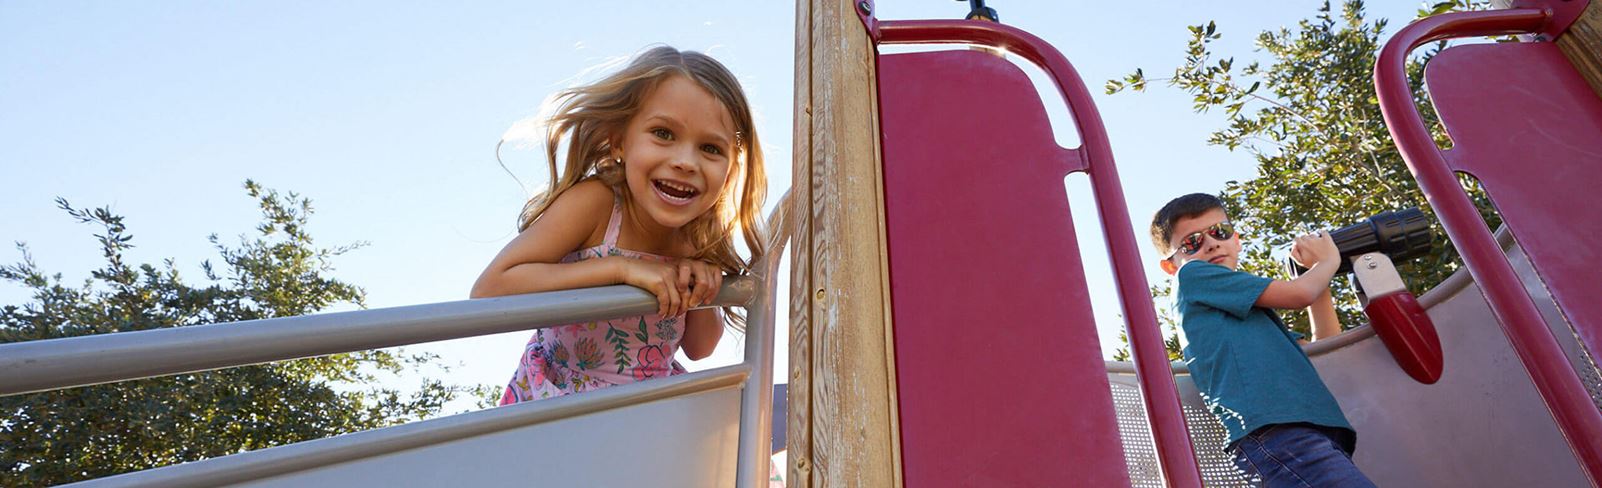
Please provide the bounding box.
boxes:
[815,288,826,301]
[1363,255,1373,261]
[857,1,872,15]
[1367,261,1379,269]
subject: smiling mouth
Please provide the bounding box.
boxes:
[1208,256,1226,264]
[652,179,700,205]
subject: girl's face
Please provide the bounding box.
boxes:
[615,74,737,235]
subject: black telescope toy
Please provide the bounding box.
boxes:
[1286,207,1444,385]
[1287,207,1433,276]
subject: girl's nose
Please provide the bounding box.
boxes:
[669,151,698,174]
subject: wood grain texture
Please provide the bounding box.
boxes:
[786,0,813,485]
[1555,0,1602,99]
[789,0,901,486]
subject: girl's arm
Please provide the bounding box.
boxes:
[681,308,724,360]
[471,181,619,298]
[676,259,726,360]
[1307,288,1343,342]
[471,180,694,317]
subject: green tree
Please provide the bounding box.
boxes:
[1106,0,1501,336]
[1110,282,1185,362]
[0,181,486,486]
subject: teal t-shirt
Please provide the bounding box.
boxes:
[1175,261,1353,448]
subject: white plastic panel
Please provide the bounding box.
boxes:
[237,387,741,487]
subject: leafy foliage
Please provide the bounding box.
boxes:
[1111,282,1185,362]
[1108,0,1502,339]
[0,181,487,485]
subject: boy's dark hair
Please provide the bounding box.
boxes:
[1151,193,1227,256]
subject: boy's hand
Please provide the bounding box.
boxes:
[1290,230,1340,267]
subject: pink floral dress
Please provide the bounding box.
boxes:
[499,197,690,405]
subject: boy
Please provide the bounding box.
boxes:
[1151,193,1374,487]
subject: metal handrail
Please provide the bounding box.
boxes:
[0,280,755,397]
[735,190,793,488]
[9,193,794,487]
[1374,7,1602,484]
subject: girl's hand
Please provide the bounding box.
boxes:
[676,259,724,311]
[614,257,685,317]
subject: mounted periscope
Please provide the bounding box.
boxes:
[1290,208,1443,384]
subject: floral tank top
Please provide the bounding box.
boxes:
[499,197,689,405]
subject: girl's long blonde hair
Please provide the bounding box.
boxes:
[519,45,767,331]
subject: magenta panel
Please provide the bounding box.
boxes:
[878,49,1129,486]
[1425,42,1602,369]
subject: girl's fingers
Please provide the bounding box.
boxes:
[679,264,698,305]
[667,278,683,317]
[677,262,693,294]
[708,269,723,305]
[696,266,712,306]
[657,285,671,317]
[681,267,699,309]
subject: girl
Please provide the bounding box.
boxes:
[472,46,767,404]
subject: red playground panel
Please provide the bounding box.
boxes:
[878,48,1130,486]
[1376,4,1602,481]
[1425,41,1602,363]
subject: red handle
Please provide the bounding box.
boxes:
[1364,291,1444,384]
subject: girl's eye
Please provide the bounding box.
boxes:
[700,144,724,156]
[652,128,673,140]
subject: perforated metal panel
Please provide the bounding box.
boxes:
[1110,383,1163,488]
[1570,331,1602,413]
[1109,381,1254,487]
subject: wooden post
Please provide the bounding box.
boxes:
[1555,0,1602,98]
[788,0,902,486]
[1490,0,1602,97]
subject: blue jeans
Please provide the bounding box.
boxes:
[1228,423,1376,488]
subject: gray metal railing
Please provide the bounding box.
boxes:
[3,193,796,487]
[0,282,755,397]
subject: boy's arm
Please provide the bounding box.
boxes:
[1307,288,1342,342]
[1256,231,1340,310]
[1255,259,1338,310]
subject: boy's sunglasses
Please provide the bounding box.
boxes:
[1166,221,1236,259]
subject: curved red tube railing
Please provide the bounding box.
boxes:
[875,20,1204,488]
[1376,8,1602,485]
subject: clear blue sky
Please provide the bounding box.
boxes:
[0,1,1421,411]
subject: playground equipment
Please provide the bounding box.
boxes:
[4,0,1602,486]
[788,0,1602,486]
[1286,207,1444,384]
[0,204,790,486]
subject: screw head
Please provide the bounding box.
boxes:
[815,288,826,301]
[1367,261,1379,269]
[857,1,872,15]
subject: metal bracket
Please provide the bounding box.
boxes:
[853,0,879,40]
[1351,252,1407,307]
[1511,0,1590,41]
